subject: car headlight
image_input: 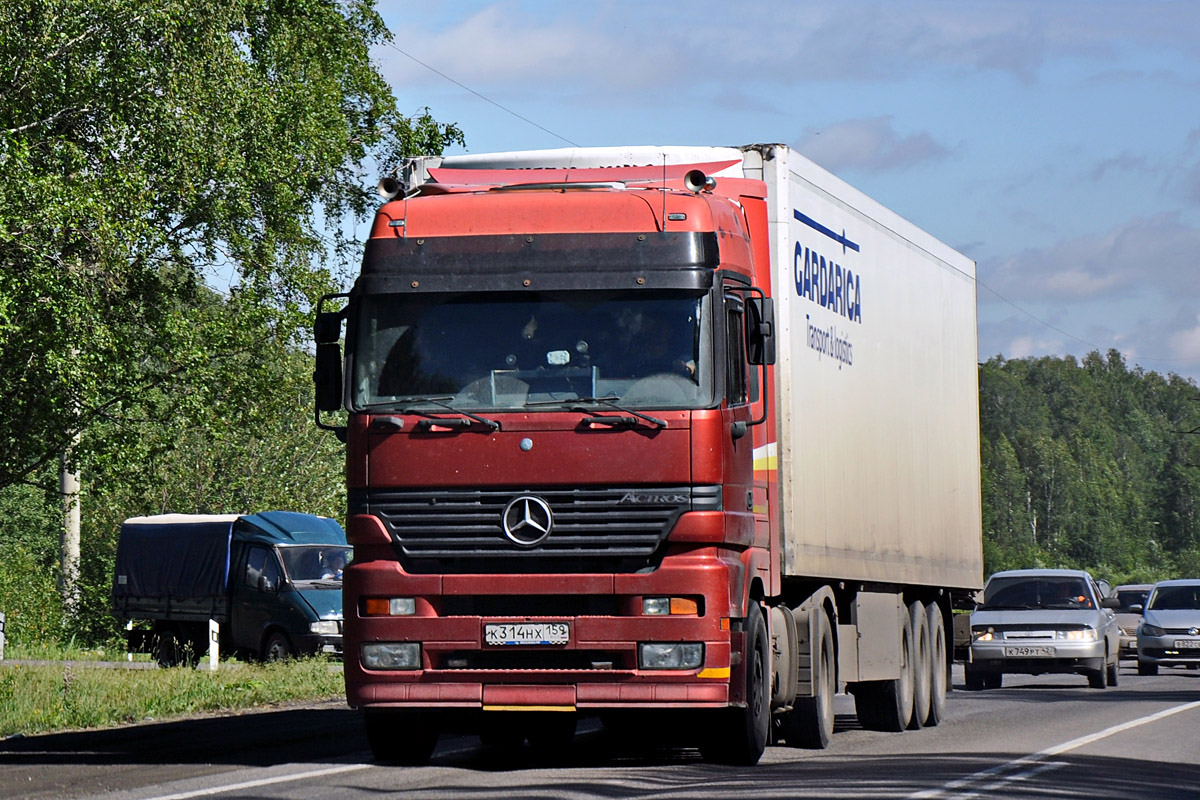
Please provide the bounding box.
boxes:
[309,620,340,636]
[1140,623,1166,637]
[638,642,704,670]
[1057,628,1097,641]
[971,627,994,642]
[361,642,421,670]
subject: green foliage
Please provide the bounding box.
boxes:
[979,350,1200,584]
[0,0,464,493]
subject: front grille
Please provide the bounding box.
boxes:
[351,485,719,574]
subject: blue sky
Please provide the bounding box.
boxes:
[372,1,1200,381]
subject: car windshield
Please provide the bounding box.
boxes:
[1114,589,1148,611]
[350,290,714,411]
[1147,585,1200,611]
[278,545,352,582]
[982,577,1095,610]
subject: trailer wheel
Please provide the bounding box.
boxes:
[155,631,182,668]
[780,608,835,749]
[924,603,948,726]
[701,603,769,765]
[364,710,439,765]
[855,607,915,732]
[907,601,931,730]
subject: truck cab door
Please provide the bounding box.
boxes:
[722,293,758,549]
[232,544,283,655]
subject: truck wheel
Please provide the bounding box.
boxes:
[855,608,915,732]
[780,608,835,749]
[262,631,292,662]
[700,603,770,765]
[924,603,948,726]
[908,601,931,730]
[364,710,439,765]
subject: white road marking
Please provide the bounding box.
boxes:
[908,699,1200,799]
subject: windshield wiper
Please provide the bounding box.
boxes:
[572,397,666,429]
[399,396,501,432]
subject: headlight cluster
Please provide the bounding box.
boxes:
[309,620,340,636]
[1140,623,1166,637]
[1056,628,1096,641]
[638,642,704,669]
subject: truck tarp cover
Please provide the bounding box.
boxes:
[113,515,236,601]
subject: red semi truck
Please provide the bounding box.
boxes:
[314,144,983,765]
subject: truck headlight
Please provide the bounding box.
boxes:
[363,598,416,616]
[361,642,421,670]
[309,620,340,636]
[638,642,704,670]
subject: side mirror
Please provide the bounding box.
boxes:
[1101,597,1121,610]
[1130,603,1144,613]
[746,297,775,366]
[258,575,277,593]
[315,342,344,413]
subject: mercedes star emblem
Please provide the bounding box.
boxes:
[502,495,553,547]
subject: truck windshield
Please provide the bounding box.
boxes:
[280,545,352,582]
[351,291,714,411]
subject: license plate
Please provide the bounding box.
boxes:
[485,622,569,646]
[1173,639,1200,649]
[1005,646,1055,657]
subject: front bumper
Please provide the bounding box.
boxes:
[1137,633,1200,667]
[342,551,742,712]
[970,639,1106,675]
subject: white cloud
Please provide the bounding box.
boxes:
[795,116,949,173]
[984,214,1200,303]
[1169,314,1200,362]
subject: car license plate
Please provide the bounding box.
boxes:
[1004,646,1055,657]
[1173,639,1200,649]
[485,622,569,646]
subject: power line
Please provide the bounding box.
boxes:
[386,41,580,148]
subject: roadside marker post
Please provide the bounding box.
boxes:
[0,611,6,660]
[208,618,219,670]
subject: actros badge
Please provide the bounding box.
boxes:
[502,495,553,547]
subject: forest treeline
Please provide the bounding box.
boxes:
[980,350,1200,581]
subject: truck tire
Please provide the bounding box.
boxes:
[364,710,439,765]
[779,608,834,749]
[701,603,769,765]
[908,601,931,730]
[155,631,182,668]
[855,608,915,732]
[924,603,948,726]
[262,631,292,662]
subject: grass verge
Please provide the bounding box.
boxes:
[0,657,344,738]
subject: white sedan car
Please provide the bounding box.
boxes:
[1137,579,1200,675]
[967,568,1121,689]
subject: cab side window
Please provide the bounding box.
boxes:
[244,545,282,591]
[725,299,748,406]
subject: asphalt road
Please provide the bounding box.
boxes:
[3,664,1199,800]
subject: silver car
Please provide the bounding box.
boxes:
[966,568,1121,689]
[1111,583,1152,661]
[1136,579,1200,675]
